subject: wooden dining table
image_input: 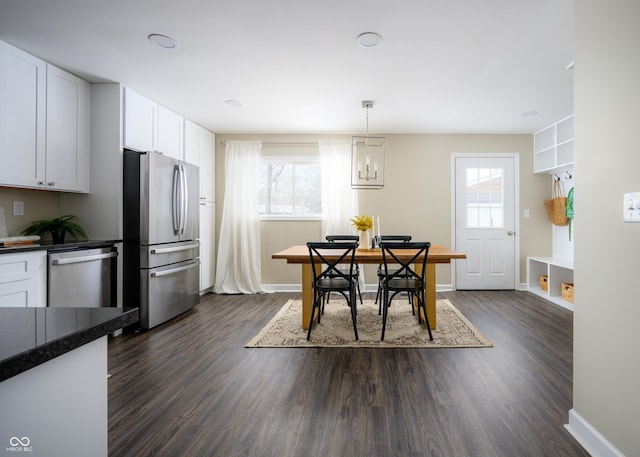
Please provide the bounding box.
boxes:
[272,244,466,330]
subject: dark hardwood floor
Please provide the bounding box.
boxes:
[107,291,589,457]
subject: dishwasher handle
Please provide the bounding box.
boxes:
[50,251,118,266]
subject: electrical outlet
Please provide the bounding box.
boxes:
[12,201,24,216]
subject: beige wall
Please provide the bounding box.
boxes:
[0,188,59,237]
[573,0,640,455]
[216,132,550,287]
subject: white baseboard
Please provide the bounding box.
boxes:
[565,409,625,457]
[261,283,454,293]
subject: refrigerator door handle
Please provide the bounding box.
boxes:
[150,260,200,277]
[172,165,181,235]
[180,165,188,235]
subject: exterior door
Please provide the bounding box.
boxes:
[454,154,518,290]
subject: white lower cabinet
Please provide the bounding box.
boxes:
[199,201,216,292]
[527,257,574,311]
[0,251,47,307]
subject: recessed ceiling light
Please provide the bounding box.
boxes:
[356,32,383,48]
[521,110,538,118]
[225,100,242,108]
[148,34,178,49]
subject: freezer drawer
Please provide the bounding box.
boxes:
[139,259,199,329]
[48,247,117,308]
[139,241,200,269]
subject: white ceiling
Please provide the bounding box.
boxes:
[0,0,573,135]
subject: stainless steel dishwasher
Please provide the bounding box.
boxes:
[47,246,118,307]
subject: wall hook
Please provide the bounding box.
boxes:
[565,171,572,179]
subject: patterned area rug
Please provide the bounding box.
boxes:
[246,298,493,348]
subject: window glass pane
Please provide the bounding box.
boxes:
[465,167,504,228]
[259,158,321,217]
[293,164,321,214]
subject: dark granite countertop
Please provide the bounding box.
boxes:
[0,239,122,254]
[0,306,138,382]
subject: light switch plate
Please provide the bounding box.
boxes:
[623,192,640,222]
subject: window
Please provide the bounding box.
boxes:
[258,157,321,218]
[465,167,504,228]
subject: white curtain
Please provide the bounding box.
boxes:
[319,141,364,289]
[214,141,266,294]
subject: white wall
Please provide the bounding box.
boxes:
[570,1,640,455]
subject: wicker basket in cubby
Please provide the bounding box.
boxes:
[539,275,549,292]
[561,282,574,303]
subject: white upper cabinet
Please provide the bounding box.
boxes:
[0,41,46,188]
[183,118,200,166]
[123,87,157,153]
[123,87,184,160]
[157,105,184,160]
[45,64,90,192]
[0,41,90,192]
[184,119,215,201]
[534,114,574,174]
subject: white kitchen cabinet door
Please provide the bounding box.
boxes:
[184,119,200,166]
[45,64,90,192]
[199,201,216,292]
[184,120,215,201]
[123,87,157,152]
[0,41,46,188]
[157,105,184,160]
[200,129,215,202]
[0,251,46,307]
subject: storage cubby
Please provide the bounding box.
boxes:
[534,114,574,174]
[527,257,574,311]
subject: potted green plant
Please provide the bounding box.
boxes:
[21,215,88,244]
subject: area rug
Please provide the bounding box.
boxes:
[246,298,493,348]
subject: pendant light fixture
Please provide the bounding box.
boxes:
[352,101,385,189]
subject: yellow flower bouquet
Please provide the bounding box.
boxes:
[350,214,373,232]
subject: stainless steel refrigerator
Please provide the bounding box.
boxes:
[123,150,200,329]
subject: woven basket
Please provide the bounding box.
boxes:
[544,180,568,226]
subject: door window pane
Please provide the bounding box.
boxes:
[466,168,504,228]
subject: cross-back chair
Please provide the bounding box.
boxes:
[379,241,432,341]
[375,235,412,310]
[325,235,363,304]
[306,241,359,341]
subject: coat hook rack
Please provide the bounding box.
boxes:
[565,171,572,179]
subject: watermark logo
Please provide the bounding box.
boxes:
[6,436,33,453]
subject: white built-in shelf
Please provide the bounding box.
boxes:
[527,257,574,311]
[534,114,574,174]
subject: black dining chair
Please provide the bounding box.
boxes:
[374,235,412,311]
[379,241,432,341]
[325,235,363,305]
[306,241,359,341]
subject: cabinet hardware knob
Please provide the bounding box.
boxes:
[47,181,55,186]
[507,231,515,236]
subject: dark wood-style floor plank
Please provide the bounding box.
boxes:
[107,291,589,457]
